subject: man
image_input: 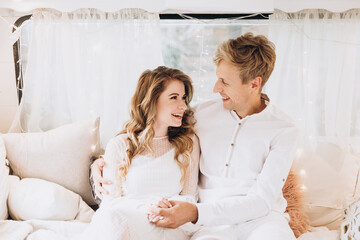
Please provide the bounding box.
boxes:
[91,32,299,240]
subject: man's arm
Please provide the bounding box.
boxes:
[89,157,102,205]
[151,200,198,228]
[152,126,299,227]
[90,150,116,201]
[90,156,112,202]
[195,126,300,226]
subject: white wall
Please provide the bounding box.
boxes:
[0,9,22,133]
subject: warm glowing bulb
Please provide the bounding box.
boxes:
[300,185,307,191]
[296,149,303,159]
[91,145,96,151]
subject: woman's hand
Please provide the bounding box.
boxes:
[150,200,199,228]
[91,157,112,199]
[147,197,172,223]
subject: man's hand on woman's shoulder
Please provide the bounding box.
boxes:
[91,157,112,199]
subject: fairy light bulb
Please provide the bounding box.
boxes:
[91,145,96,152]
[299,169,307,177]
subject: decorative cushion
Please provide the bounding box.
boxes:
[341,197,360,240]
[0,118,100,205]
[283,170,309,237]
[292,142,359,230]
[0,137,9,220]
[8,178,94,222]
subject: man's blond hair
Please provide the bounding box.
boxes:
[214,32,276,90]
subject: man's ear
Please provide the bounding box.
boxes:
[250,76,262,92]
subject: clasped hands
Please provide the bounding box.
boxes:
[91,158,198,229]
[147,197,199,229]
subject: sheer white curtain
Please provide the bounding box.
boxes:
[267,9,360,153]
[10,9,164,146]
[266,9,360,220]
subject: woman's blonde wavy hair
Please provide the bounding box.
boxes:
[117,66,196,185]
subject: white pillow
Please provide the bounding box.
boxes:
[8,178,94,222]
[1,118,100,205]
[293,142,359,230]
[0,137,9,220]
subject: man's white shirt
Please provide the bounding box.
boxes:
[193,98,299,226]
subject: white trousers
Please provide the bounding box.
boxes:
[190,212,296,240]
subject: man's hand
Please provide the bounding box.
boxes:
[91,157,112,199]
[149,200,198,228]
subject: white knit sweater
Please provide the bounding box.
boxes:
[102,134,200,203]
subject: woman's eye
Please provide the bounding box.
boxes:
[170,96,177,100]
[182,96,187,100]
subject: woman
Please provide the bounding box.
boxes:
[80,66,200,240]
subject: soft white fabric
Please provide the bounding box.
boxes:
[26,219,88,240]
[8,174,20,186]
[292,145,359,230]
[72,198,194,240]
[298,226,340,240]
[8,178,94,222]
[0,219,88,240]
[9,8,164,148]
[0,219,339,240]
[75,134,200,240]
[191,211,295,240]
[27,135,200,240]
[0,137,9,220]
[0,0,276,13]
[0,220,34,240]
[2,118,100,205]
[103,134,199,203]
[194,98,299,226]
[267,9,360,229]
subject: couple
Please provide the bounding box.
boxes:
[89,32,299,240]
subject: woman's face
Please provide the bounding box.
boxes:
[154,79,188,129]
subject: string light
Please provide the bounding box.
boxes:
[295,148,303,159]
[299,169,307,177]
[91,145,96,151]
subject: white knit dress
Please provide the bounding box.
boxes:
[78,134,200,240]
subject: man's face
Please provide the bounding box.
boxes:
[213,59,252,114]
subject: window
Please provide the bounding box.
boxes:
[14,14,269,105]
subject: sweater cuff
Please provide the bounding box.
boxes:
[195,202,213,226]
[168,194,196,204]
